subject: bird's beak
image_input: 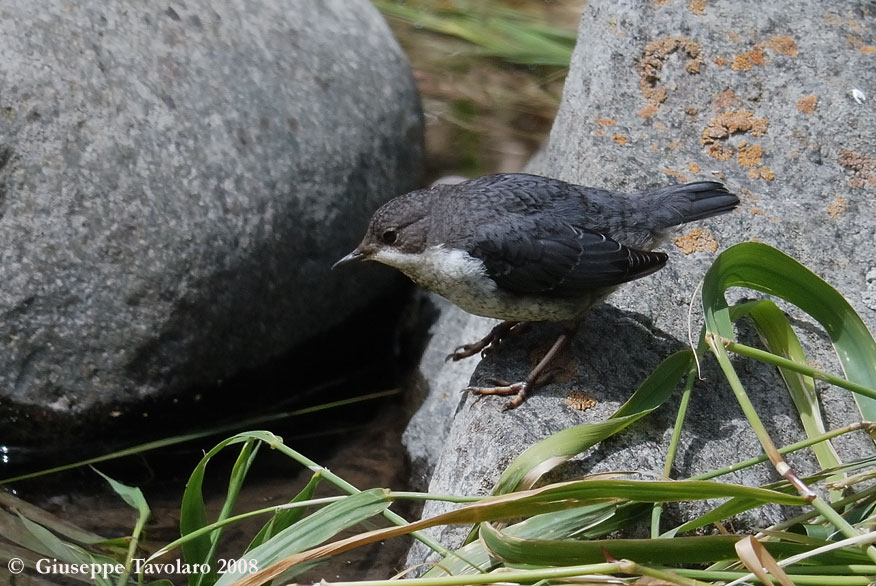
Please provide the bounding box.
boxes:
[332,248,366,270]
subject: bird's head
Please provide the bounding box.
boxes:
[332,189,434,271]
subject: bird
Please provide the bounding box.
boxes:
[333,173,739,409]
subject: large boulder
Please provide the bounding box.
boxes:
[405,0,875,564]
[0,0,423,444]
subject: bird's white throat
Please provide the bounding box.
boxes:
[370,245,492,297]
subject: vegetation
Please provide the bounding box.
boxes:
[375,0,581,178]
[3,242,876,586]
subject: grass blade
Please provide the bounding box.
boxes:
[92,469,151,585]
[702,242,876,424]
[731,300,845,502]
[479,521,868,567]
[214,488,392,585]
[246,472,323,552]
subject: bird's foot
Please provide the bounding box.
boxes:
[445,321,526,362]
[461,325,577,410]
[463,379,530,411]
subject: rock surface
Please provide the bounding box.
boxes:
[0,0,423,441]
[405,0,875,566]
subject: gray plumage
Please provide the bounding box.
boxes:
[335,173,739,322]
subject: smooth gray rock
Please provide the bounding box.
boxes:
[405,0,875,567]
[0,0,422,440]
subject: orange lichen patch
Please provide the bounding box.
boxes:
[593,128,605,136]
[765,35,798,57]
[827,196,848,218]
[688,162,701,174]
[838,150,876,188]
[729,36,797,73]
[596,116,616,126]
[862,46,876,54]
[675,228,719,254]
[797,95,818,114]
[613,134,628,146]
[732,47,765,71]
[566,390,598,411]
[661,167,688,182]
[751,207,764,215]
[748,166,775,181]
[714,89,739,108]
[688,0,707,14]
[714,56,728,66]
[638,104,660,118]
[737,143,764,168]
[701,110,769,161]
[639,37,703,109]
[703,109,768,140]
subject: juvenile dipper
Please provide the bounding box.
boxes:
[334,173,738,409]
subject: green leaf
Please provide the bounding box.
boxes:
[373,1,575,67]
[702,242,876,422]
[92,468,152,585]
[479,521,871,566]
[179,431,279,586]
[0,491,106,546]
[728,300,846,502]
[730,300,842,477]
[16,514,119,586]
[213,488,392,586]
[246,472,323,552]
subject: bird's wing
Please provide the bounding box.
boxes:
[471,222,668,298]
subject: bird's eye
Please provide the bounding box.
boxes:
[381,229,398,245]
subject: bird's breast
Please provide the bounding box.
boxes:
[370,245,603,321]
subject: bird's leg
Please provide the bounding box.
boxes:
[464,322,578,410]
[446,320,529,362]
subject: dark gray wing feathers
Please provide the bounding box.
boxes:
[472,223,667,298]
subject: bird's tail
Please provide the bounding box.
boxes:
[643,181,740,229]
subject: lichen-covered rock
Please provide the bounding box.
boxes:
[405,0,875,565]
[0,0,423,443]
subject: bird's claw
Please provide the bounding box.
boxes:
[446,343,479,362]
[462,380,529,410]
[444,321,522,363]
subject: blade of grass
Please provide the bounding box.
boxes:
[16,514,119,586]
[246,472,323,552]
[702,242,876,427]
[478,521,869,567]
[0,490,107,545]
[185,438,261,586]
[92,469,151,586]
[373,1,575,66]
[732,300,843,481]
[213,488,393,586]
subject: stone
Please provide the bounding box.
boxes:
[0,0,423,443]
[404,0,876,567]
